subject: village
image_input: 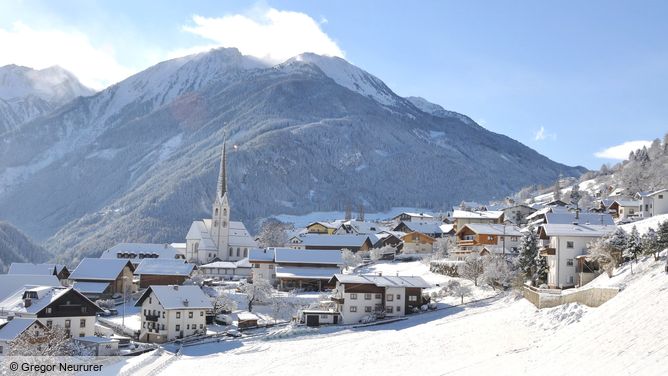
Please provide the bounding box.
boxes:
[0,142,666,363]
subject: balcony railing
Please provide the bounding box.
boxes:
[457,240,476,246]
[145,314,159,322]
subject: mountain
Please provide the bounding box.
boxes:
[0,221,51,271]
[0,48,586,263]
[0,64,94,133]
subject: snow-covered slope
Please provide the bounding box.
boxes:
[405,96,477,126]
[621,214,668,234]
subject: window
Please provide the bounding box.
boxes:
[46,320,52,328]
[161,324,165,330]
[176,312,181,319]
[80,319,86,328]
[79,333,85,337]
[511,236,519,241]
[375,294,381,299]
[46,307,52,314]
[187,324,190,330]
[200,324,203,329]
[396,294,401,300]
[385,306,393,313]
[659,195,664,199]
[350,293,357,300]
[566,241,574,249]
[229,248,233,256]
[236,248,241,257]
[149,297,152,304]
[568,276,574,284]
[386,294,394,301]
[200,311,204,316]
[365,306,372,313]
[189,312,193,319]
[320,314,329,319]
[215,208,219,216]
[65,320,71,328]
[350,306,357,312]
[566,259,574,266]
[364,293,371,300]
[176,325,180,331]
[163,312,165,318]
[143,322,146,328]
[487,236,494,241]
[397,306,401,312]
[81,306,87,313]
[409,296,417,302]
[214,220,218,227]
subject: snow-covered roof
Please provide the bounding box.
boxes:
[288,234,371,248]
[7,263,66,276]
[134,259,194,276]
[72,281,111,294]
[457,223,522,236]
[228,221,258,248]
[452,210,504,220]
[339,220,388,234]
[613,200,641,207]
[249,248,276,263]
[0,275,60,301]
[199,261,236,269]
[636,189,667,198]
[185,221,217,250]
[0,318,40,341]
[307,221,339,229]
[397,221,453,235]
[0,286,73,315]
[74,336,119,344]
[274,248,343,265]
[331,274,431,288]
[237,312,259,321]
[135,285,212,310]
[100,243,177,260]
[545,212,615,226]
[539,224,617,237]
[70,258,133,281]
[275,266,341,279]
[395,212,435,219]
[235,257,252,268]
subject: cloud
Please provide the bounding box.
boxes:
[534,126,556,141]
[179,8,344,63]
[594,140,653,160]
[0,22,135,90]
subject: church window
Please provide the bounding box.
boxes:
[215,208,219,216]
[214,220,218,227]
[243,248,248,257]
[229,247,233,257]
[223,208,227,216]
[194,243,199,253]
[236,248,240,257]
[223,221,227,228]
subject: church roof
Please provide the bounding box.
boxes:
[186,221,217,250]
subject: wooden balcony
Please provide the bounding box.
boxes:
[539,247,555,256]
[457,240,476,247]
[145,313,159,322]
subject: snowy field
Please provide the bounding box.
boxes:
[104,254,668,375]
[621,213,668,234]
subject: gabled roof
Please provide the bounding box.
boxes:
[274,248,342,265]
[636,189,668,198]
[0,286,101,315]
[249,248,275,263]
[538,224,616,238]
[0,318,42,341]
[275,266,341,279]
[307,221,339,229]
[0,275,60,301]
[612,200,640,207]
[72,282,111,294]
[70,258,134,281]
[452,210,504,220]
[395,221,449,235]
[101,243,177,260]
[228,221,258,248]
[330,274,431,288]
[8,263,66,276]
[288,234,371,248]
[545,212,614,226]
[456,223,522,236]
[135,285,212,310]
[185,221,218,250]
[134,259,194,276]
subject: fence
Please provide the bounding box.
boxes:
[523,285,619,309]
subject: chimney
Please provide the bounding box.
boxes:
[183,299,189,307]
[23,298,32,308]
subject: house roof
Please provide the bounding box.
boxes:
[200,261,237,269]
[237,312,259,321]
[0,275,61,301]
[539,224,617,237]
[72,282,111,294]
[135,285,212,310]
[456,223,522,236]
[274,248,342,265]
[307,221,339,229]
[185,220,217,250]
[100,243,177,260]
[249,248,276,263]
[636,189,668,198]
[0,318,41,341]
[396,221,449,235]
[330,274,431,289]
[288,234,371,248]
[134,259,194,276]
[545,212,615,225]
[393,212,435,219]
[7,263,66,276]
[74,336,119,344]
[228,221,258,248]
[275,266,341,279]
[612,200,640,207]
[452,210,504,220]
[70,258,134,281]
[0,286,100,315]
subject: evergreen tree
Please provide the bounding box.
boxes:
[533,253,548,285]
[518,225,538,281]
[608,228,628,254]
[641,227,660,261]
[656,220,668,252]
[623,226,642,264]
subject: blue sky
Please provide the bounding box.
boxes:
[1,0,666,169]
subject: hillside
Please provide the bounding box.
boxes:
[0,221,51,271]
[0,48,585,263]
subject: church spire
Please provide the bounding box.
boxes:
[217,137,227,198]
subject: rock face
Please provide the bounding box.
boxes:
[0,48,585,263]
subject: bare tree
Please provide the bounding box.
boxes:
[458,254,485,286]
[213,291,238,314]
[239,279,273,312]
[9,326,93,356]
[257,219,292,248]
[341,248,361,270]
[445,280,472,304]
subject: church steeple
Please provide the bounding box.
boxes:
[217,138,227,198]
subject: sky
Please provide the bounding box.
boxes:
[0,0,666,169]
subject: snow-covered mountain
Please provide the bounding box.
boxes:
[0,48,586,263]
[0,64,94,133]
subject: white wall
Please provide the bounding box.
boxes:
[339,289,383,324]
[139,290,208,343]
[548,235,597,288]
[251,263,276,285]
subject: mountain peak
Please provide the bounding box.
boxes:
[0,64,94,103]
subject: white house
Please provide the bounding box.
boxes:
[538,223,616,288]
[199,258,251,280]
[636,189,668,218]
[0,286,101,338]
[329,274,430,324]
[451,210,504,232]
[135,285,213,343]
[249,248,343,291]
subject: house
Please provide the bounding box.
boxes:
[8,263,70,282]
[454,223,523,260]
[527,206,614,227]
[100,243,182,267]
[73,336,119,356]
[333,220,388,235]
[393,221,454,238]
[287,234,373,253]
[300,309,341,327]
[236,312,260,329]
[0,286,102,338]
[329,274,430,324]
[635,189,668,218]
[0,275,61,301]
[401,232,435,254]
[184,142,257,264]
[135,285,213,343]
[0,318,46,355]
[199,258,252,281]
[451,210,504,232]
[249,248,343,291]
[538,223,616,289]
[500,204,537,225]
[370,231,405,250]
[69,258,135,299]
[392,212,437,222]
[306,221,339,234]
[608,200,641,221]
[134,259,196,288]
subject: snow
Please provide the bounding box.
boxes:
[134,259,194,276]
[70,258,132,281]
[621,213,668,234]
[273,207,435,228]
[0,317,38,341]
[275,267,341,279]
[274,248,342,265]
[7,263,63,276]
[0,274,60,300]
[137,285,213,310]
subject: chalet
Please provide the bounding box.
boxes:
[334,220,388,235]
[451,210,504,232]
[134,259,196,288]
[0,318,46,355]
[401,232,436,254]
[538,223,616,288]
[287,234,373,253]
[527,207,615,227]
[392,212,437,222]
[305,221,340,234]
[8,263,70,282]
[393,221,454,238]
[454,223,522,260]
[0,275,60,301]
[0,286,102,338]
[635,189,668,218]
[249,248,343,291]
[199,258,252,280]
[370,231,405,249]
[329,274,430,324]
[100,243,183,267]
[500,204,537,225]
[135,285,212,343]
[69,258,135,299]
[608,200,641,221]
[237,312,260,329]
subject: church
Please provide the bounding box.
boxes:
[184,141,257,264]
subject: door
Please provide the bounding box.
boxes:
[333,315,338,324]
[306,315,319,327]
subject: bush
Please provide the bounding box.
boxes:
[430,260,462,277]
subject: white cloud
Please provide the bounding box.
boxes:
[534,126,556,141]
[0,22,135,90]
[179,8,344,63]
[594,140,653,160]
